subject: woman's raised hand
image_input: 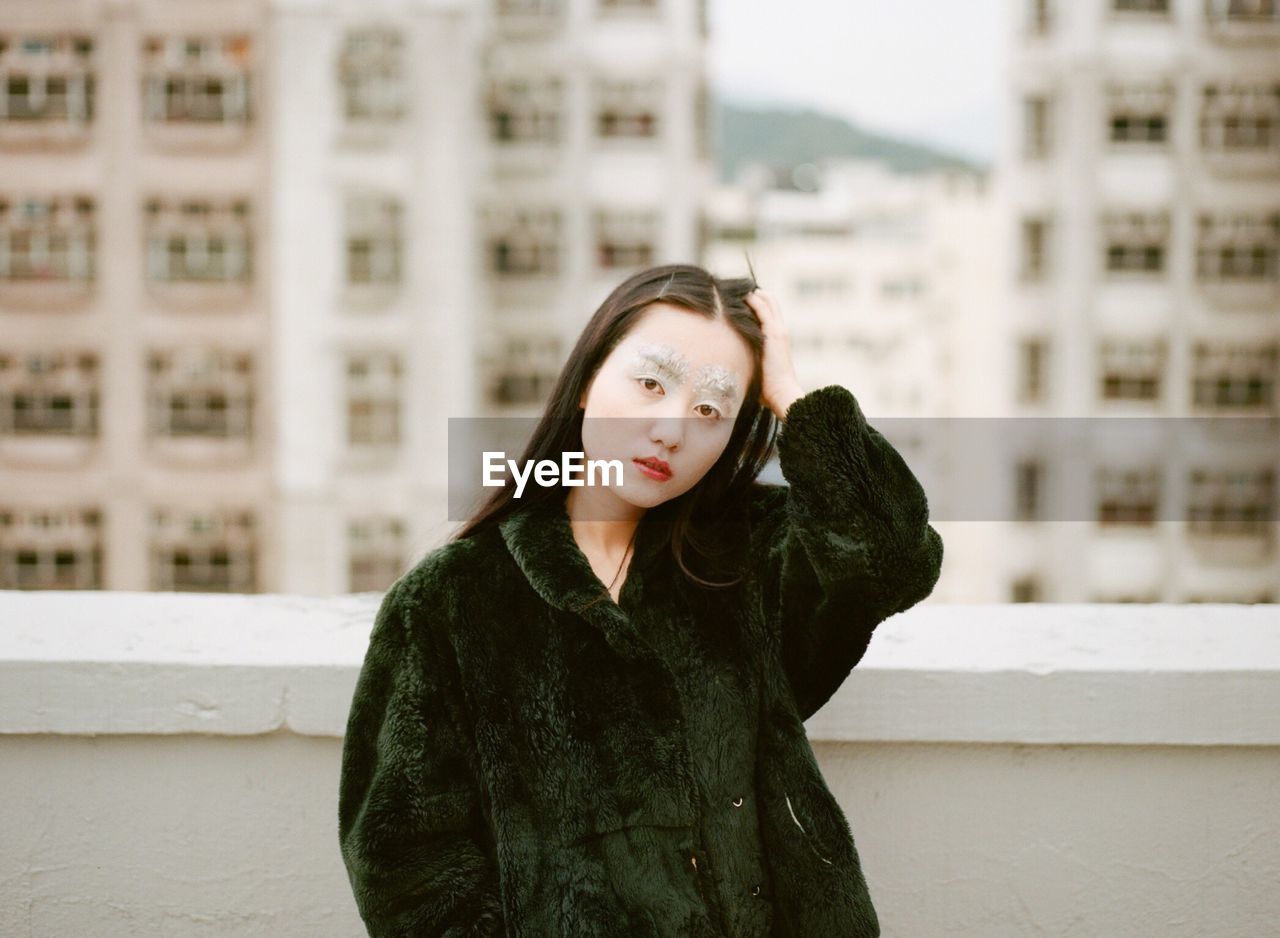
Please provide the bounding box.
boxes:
[745,287,805,421]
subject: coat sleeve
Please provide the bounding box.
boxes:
[749,383,944,722]
[338,573,506,937]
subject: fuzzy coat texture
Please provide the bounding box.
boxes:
[338,383,944,937]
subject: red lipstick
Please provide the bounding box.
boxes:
[634,456,673,481]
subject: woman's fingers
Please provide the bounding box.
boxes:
[746,288,787,337]
[745,288,775,321]
[743,287,800,416]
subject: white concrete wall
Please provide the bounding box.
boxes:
[1,592,1278,936]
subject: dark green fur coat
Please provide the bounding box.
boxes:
[338,384,944,936]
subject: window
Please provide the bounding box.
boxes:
[1204,0,1279,26]
[594,77,661,139]
[1196,212,1280,282]
[486,333,562,407]
[1113,0,1170,12]
[0,351,98,437]
[348,516,406,592]
[1099,338,1165,401]
[1011,575,1042,602]
[0,33,94,124]
[597,0,660,13]
[1024,95,1051,158]
[337,26,405,123]
[881,276,925,300]
[795,274,851,299]
[1186,468,1274,539]
[148,348,253,439]
[484,206,560,277]
[142,34,251,124]
[150,508,257,592]
[1102,211,1169,274]
[1097,468,1160,526]
[487,75,562,144]
[1017,337,1048,404]
[1191,342,1278,409]
[694,78,711,161]
[1201,83,1280,152]
[495,0,563,15]
[1015,459,1043,521]
[144,197,252,283]
[1183,590,1275,603]
[345,351,401,447]
[0,506,103,590]
[0,195,94,282]
[712,222,757,243]
[1107,82,1172,144]
[594,209,657,270]
[344,193,402,286]
[1020,216,1050,280]
[1029,0,1052,34]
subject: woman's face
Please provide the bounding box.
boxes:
[577,301,754,510]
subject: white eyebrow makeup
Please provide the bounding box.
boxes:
[631,342,742,414]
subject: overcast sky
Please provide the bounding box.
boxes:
[708,0,1008,163]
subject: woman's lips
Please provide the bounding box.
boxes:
[634,458,673,481]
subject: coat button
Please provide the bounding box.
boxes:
[690,854,698,871]
[751,884,761,896]
[732,796,744,807]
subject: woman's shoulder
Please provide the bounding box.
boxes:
[371,525,503,648]
[392,524,498,608]
[744,478,789,524]
[367,525,515,677]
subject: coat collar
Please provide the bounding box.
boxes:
[497,493,675,620]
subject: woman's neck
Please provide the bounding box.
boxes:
[564,487,645,561]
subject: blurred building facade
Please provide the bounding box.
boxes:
[8,0,1275,601]
[1,0,713,593]
[705,159,1000,420]
[1,0,273,592]
[1002,0,1279,602]
[703,158,1005,602]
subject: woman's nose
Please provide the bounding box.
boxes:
[650,414,684,452]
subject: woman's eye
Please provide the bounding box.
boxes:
[636,377,719,419]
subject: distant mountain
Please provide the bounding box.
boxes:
[715,100,986,183]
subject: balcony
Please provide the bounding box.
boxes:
[490,0,566,38]
[1203,1,1280,43]
[0,594,1276,936]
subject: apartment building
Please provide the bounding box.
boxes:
[1,0,713,593]
[703,157,1004,601]
[705,159,1000,417]
[1003,0,1280,602]
[274,0,712,593]
[0,0,273,592]
[474,0,712,412]
[269,0,476,594]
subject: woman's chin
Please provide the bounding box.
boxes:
[609,480,675,511]
[615,490,664,511]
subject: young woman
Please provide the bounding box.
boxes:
[338,263,943,937]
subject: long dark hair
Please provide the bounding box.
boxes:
[452,261,779,589]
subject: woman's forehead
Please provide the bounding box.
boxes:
[622,337,746,392]
[617,307,752,377]
[631,341,741,398]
